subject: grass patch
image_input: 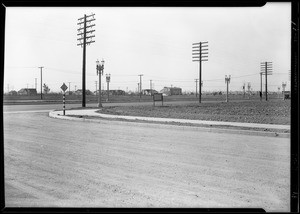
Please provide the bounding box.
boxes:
[99,99,290,125]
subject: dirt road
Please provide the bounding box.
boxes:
[4,111,290,211]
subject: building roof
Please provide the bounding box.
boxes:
[18,88,37,92]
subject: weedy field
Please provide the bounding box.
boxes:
[100,99,290,125]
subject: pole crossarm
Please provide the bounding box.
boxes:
[77,35,95,40]
[77,18,96,25]
[77,41,95,46]
[77,24,96,31]
[77,30,95,36]
[78,13,95,20]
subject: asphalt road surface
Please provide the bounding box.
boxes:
[3,106,290,211]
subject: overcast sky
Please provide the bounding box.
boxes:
[4,3,291,93]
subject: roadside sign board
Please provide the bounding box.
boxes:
[153,93,163,106]
[153,93,163,101]
[61,83,68,92]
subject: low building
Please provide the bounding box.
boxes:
[142,89,158,95]
[95,90,125,96]
[160,87,182,96]
[18,88,37,96]
[109,90,125,96]
[8,90,18,96]
[74,89,94,95]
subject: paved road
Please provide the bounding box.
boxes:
[3,99,248,112]
[2,102,155,112]
[3,101,199,113]
[3,107,290,211]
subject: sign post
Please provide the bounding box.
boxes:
[60,83,68,115]
[153,93,163,107]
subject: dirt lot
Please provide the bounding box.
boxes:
[99,99,290,125]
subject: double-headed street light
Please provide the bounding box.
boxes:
[106,74,111,101]
[225,75,231,102]
[96,59,105,107]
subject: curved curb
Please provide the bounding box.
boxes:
[49,110,290,138]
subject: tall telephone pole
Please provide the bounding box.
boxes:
[260,62,273,101]
[195,79,198,97]
[138,74,143,101]
[77,13,96,107]
[38,66,44,100]
[150,80,152,95]
[192,41,208,103]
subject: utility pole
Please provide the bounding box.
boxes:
[260,72,263,100]
[247,82,251,99]
[137,83,140,95]
[242,82,245,98]
[77,13,96,107]
[225,75,231,102]
[282,82,287,100]
[192,41,208,103]
[35,78,37,90]
[260,62,273,101]
[106,74,111,101]
[195,79,198,97]
[68,82,71,95]
[95,81,98,96]
[96,59,104,108]
[150,80,152,95]
[38,66,44,100]
[138,74,143,101]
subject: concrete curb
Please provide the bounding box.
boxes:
[49,110,290,138]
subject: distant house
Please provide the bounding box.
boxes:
[18,88,37,96]
[8,90,18,96]
[74,89,94,95]
[160,87,182,96]
[142,89,158,95]
[109,90,125,96]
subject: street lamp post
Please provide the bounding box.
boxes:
[96,59,104,108]
[282,82,286,100]
[106,74,111,101]
[225,75,231,102]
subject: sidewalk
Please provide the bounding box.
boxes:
[49,109,290,130]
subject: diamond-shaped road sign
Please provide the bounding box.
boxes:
[60,83,68,92]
